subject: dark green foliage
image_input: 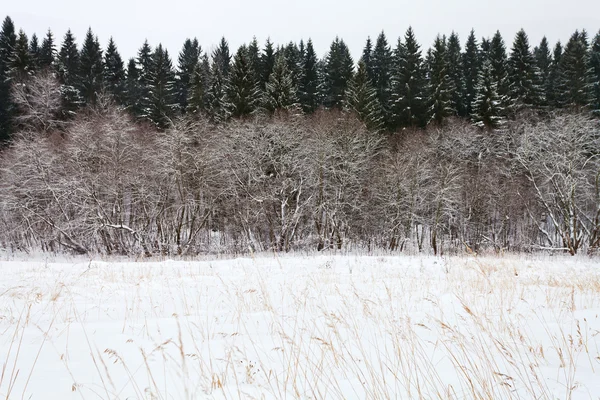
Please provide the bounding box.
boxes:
[39,29,55,68]
[260,38,276,89]
[227,45,262,117]
[428,35,454,124]
[103,37,125,103]
[508,29,542,108]
[207,58,231,123]
[591,31,600,114]
[247,37,261,82]
[361,37,374,82]
[298,39,319,113]
[29,33,40,71]
[489,31,511,108]
[213,37,231,77]
[264,53,299,112]
[11,30,31,80]
[78,28,104,105]
[57,29,82,114]
[283,41,302,89]
[446,32,464,116]
[322,37,354,109]
[472,59,505,129]
[534,36,552,106]
[371,31,393,127]
[391,27,428,128]
[0,16,17,143]
[187,53,211,115]
[125,58,141,114]
[176,38,200,112]
[135,40,153,118]
[559,30,593,108]
[146,44,177,128]
[546,42,563,107]
[462,30,480,117]
[344,60,384,132]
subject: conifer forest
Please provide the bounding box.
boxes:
[1,15,600,256]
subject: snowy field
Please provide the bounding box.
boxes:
[1,253,599,399]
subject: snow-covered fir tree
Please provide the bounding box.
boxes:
[534,36,552,106]
[508,29,542,108]
[446,32,465,116]
[322,37,354,109]
[57,30,82,114]
[186,53,211,115]
[462,29,479,117]
[176,38,200,113]
[472,58,505,129]
[11,30,31,80]
[344,60,384,132]
[226,45,262,117]
[591,31,600,114]
[298,39,319,113]
[207,56,231,123]
[264,53,299,112]
[427,35,455,125]
[391,27,428,128]
[39,29,56,69]
[146,44,177,128]
[371,32,393,128]
[0,16,16,142]
[29,33,40,72]
[78,28,103,105]
[488,31,511,111]
[559,30,593,108]
[103,37,126,103]
[546,42,563,107]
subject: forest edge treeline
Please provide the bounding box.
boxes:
[0,16,600,256]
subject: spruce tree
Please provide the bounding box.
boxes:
[226,45,262,117]
[559,30,593,108]
[176,38,200,112]
[29,33,40,71]
[298,39,319,113]
[264,53,299,112]
[103,37,125,103]
[260,38,276,89]
[57,29,82,114]
[0,16,17,143]
[39,29,55,68]
[11,30,31,80]
[344,60,384,132]
[462,30,479,117]
[78,28,104,105]
[428,35,454,124]
[207,58,231,123]
[371,31,393,127]
[446,32,465,116]
[508,29,542,108]
[187,53,211,115]
[546,42,563,107]
[146,44,177,128]
[489,31,511,110]
[283,42,302,89]
[322,37,354,109]
[361,37,374,82]
[589,31,600,114]
[472,59,505,129]
[534,36,552,106]
[391,27,428,128]
[212,37,231,77]
[247,37,261,82]
[136,40,153,118]
[125,58,141,114]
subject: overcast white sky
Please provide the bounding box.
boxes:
[4,0,600,62]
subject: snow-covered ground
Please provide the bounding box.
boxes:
[0,253,599,399]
